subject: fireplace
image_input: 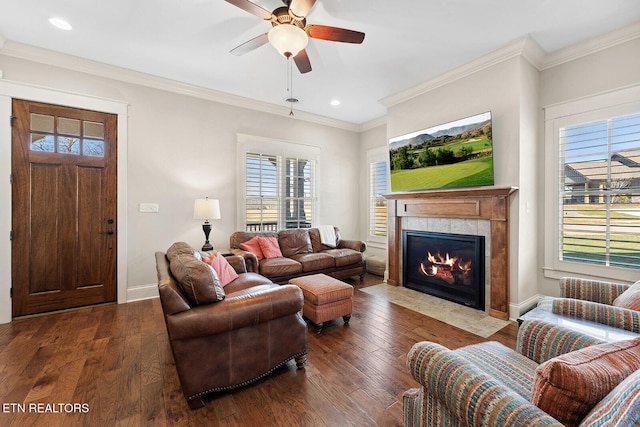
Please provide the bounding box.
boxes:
[403,230,485,310]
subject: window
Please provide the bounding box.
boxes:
[367,147,389,243]
[241,137,317,232]
[245,153,279,231]
[544,87,640,280]
[370,159,388,238]
[283,157,314,229]
[560,112,640,269]
[30,113,105,157]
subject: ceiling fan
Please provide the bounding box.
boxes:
[224,0,365,73]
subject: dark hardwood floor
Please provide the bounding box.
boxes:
[0,274,518,426]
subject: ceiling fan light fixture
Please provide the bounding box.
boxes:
[268,24,308,58]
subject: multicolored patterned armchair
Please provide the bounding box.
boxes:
[537,277,640,333]
[403,319,640,427]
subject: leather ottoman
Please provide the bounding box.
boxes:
[289,274,353,333]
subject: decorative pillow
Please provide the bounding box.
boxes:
[531,337,640,427]
[278,229,312,257]
[580,368,640,426]
[166,241,195,260]
[239,236,264,260]
[612,280,640,311]
[258,236,283,259]
[169,252,225,305]
[201,252,239,287]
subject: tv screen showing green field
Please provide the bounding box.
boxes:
[388,112,494,191]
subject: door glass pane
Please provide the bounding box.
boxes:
[83,121,104,139]
[30,114,54,133]
[58,117,81,136]
[30,134,55,152]
[57,136,80,154]
[83,139,105,157]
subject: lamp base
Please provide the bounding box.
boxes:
[201,223,214,252]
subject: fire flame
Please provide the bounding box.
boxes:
[419,249,473,285]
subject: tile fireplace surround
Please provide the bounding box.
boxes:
[385,186,517,320]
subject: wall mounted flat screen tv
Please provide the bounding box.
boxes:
[388,111,494,191]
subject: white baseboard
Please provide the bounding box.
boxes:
[126,283,159,303]
[508,294,544,321]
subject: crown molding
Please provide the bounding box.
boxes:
[380,36,544,109]
[0,41,361,132]
[359,115,387,132]
[380,22,640,109]
[541,21,640,70]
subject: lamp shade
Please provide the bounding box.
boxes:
[268,24,309,57]
[193,198,221,221]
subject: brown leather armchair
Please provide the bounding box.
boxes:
[155,247,308,409]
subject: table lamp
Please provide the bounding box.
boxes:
[193,197,220,251]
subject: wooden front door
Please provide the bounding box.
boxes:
[11,99,117,316]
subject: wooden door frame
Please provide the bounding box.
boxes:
[0,80,128,324]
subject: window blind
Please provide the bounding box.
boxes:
[559,112,640,269]
[370,160,388,237]
[284,157,314,229]
[245,152,315,231]
[245,153,280,231]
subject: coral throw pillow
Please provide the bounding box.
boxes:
[258,236,283,259]
[531,337,640,427]
[239,236,264,260]
[202,252,239,287]
[612,280,640,311]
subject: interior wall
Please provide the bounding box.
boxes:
[0,54,360,310]
[358,123,387,258]
[514,57,540,310]
[385,57,528,316]
[537,37,640,296]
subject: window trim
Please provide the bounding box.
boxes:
[543,85,640,282]
[237,134,319,231]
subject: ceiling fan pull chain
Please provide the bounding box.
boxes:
[288,57,295,116]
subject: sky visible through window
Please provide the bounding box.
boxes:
[564,112,640,162]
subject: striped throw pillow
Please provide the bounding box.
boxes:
[531,338,640,427]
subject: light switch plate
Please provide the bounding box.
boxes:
[139,203,159,213]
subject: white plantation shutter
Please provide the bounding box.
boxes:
[559,112,640,269]
[245,153,280,231]
[369,159,388,237]
[244,152,315,231]
[284,157,314,228]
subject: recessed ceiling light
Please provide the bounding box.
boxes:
[330,99,341,106]
[49,17,72,31]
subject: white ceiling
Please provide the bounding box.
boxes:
[0,0,639,125]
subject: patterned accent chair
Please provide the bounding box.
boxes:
[536,277,640,333]
[403,319,640,427]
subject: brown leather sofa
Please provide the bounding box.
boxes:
[155,243,308,409]
[229,227,366,283]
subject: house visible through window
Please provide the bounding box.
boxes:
[559,112,640,269]
[245,152,315,231]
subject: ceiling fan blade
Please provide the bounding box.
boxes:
[288,0,317,18]
[224,0,272,20]
[293,49,312,74]
[306,25,365,44]
[230,33,269,56]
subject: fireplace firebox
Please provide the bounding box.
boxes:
[403,230,485,310]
